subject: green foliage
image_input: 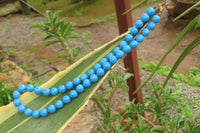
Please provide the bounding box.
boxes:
[0,81,13,106]
[140,61,200,87]
[30,10,81,64]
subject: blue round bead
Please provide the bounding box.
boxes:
[13,99,21,107]
[80,74,88,81]
[66,81,73,90]
[90,74,98,83]
[125,34,133,42]
[115,50,124,59]
[141,14,150,22]
[87,69,95,76]
[51,87,58,96]
[26,84,34,92]
[130,40,138,48]
[40,108,48,117]
[94,63,101,71]
[18,105,26,113]
[142,28,150,36]
[43,88,50,96]
[34,87,42,95]
[122,45,131,53]
[96,68,105,77]
[107,53,114,60]
[120,41,128,49]
[135,20,143,28]
[24,108,32,116]
[130,27,138,35]
[152,15,160,23]
[48,105,56,113]
[32,110,40,118]
[18,85,26,93]
[113,47,120,54]
[147,7,155,16]
[13,91,21,99]
[58,85,66,93]
[83,79,91,88]
[69,90,78,98]
[109,56,117,64]
[73,77,81,86]
[63,95,71,104]
[103,62,111,70]
[148,22,156,30]
[136,35,144,43]
[55,100,63,109]
[100,58,107,65]
[76,84,85,93]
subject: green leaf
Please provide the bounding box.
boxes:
[163,35,200,87]
[43,35,54,41]
[44,41,60,47]
[0,31,127,132]
[47,31,60,38]
[122,73,133,81]
[151,125,169,132]
[29,23,45,29]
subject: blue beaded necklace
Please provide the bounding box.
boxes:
[12,7,160,119]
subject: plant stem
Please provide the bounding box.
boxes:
[108,87,117,108]
[60,42,74,63]
[92,99,106,114]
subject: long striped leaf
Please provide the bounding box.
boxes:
[163,35,200,87]
[0,32,128,133]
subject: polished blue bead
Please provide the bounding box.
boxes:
[100,58,107,65]
[13,99,21,107]
[148,22,156,30]
[90,74,98,83]
[40,108,48,117]
[94,63,101,71]
[80,74,88,81]
[66,81,73,90]
[135,20,143,28]
[103,62,111,70]
[73,77,81,86]
[69,90,78,98]
[58,85,66,93]
[120,41,128,49]
[34,87,42,95]
[32,110,40,118]
[43,88,50,96]
[109,56,117,64]
[24,108,32,116]
[122,45,131,53]
[141,14,150,22]
[76,84,85,93]
[115,50,124,59]
[26,84,34,92]
[107,53,114,60]
[136,35,144,43]
[87,69,95,76]
[147,7,155,16]
[13,91,21,99]
[55,100,63,109]
[18,105,26,113]
[152,15,160,23]
[113,47,120,54]
[142,28,150,36]
[63,95,71,104]
[130,40,138,48]
[125,34,133,42]
[48,105,56,113]
[130,27,138,35]
[18,85,26,93]
[51,87,58,96]
[96,68,105,77]
[83,79,91,88]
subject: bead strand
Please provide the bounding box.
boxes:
[13,7,160,118]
